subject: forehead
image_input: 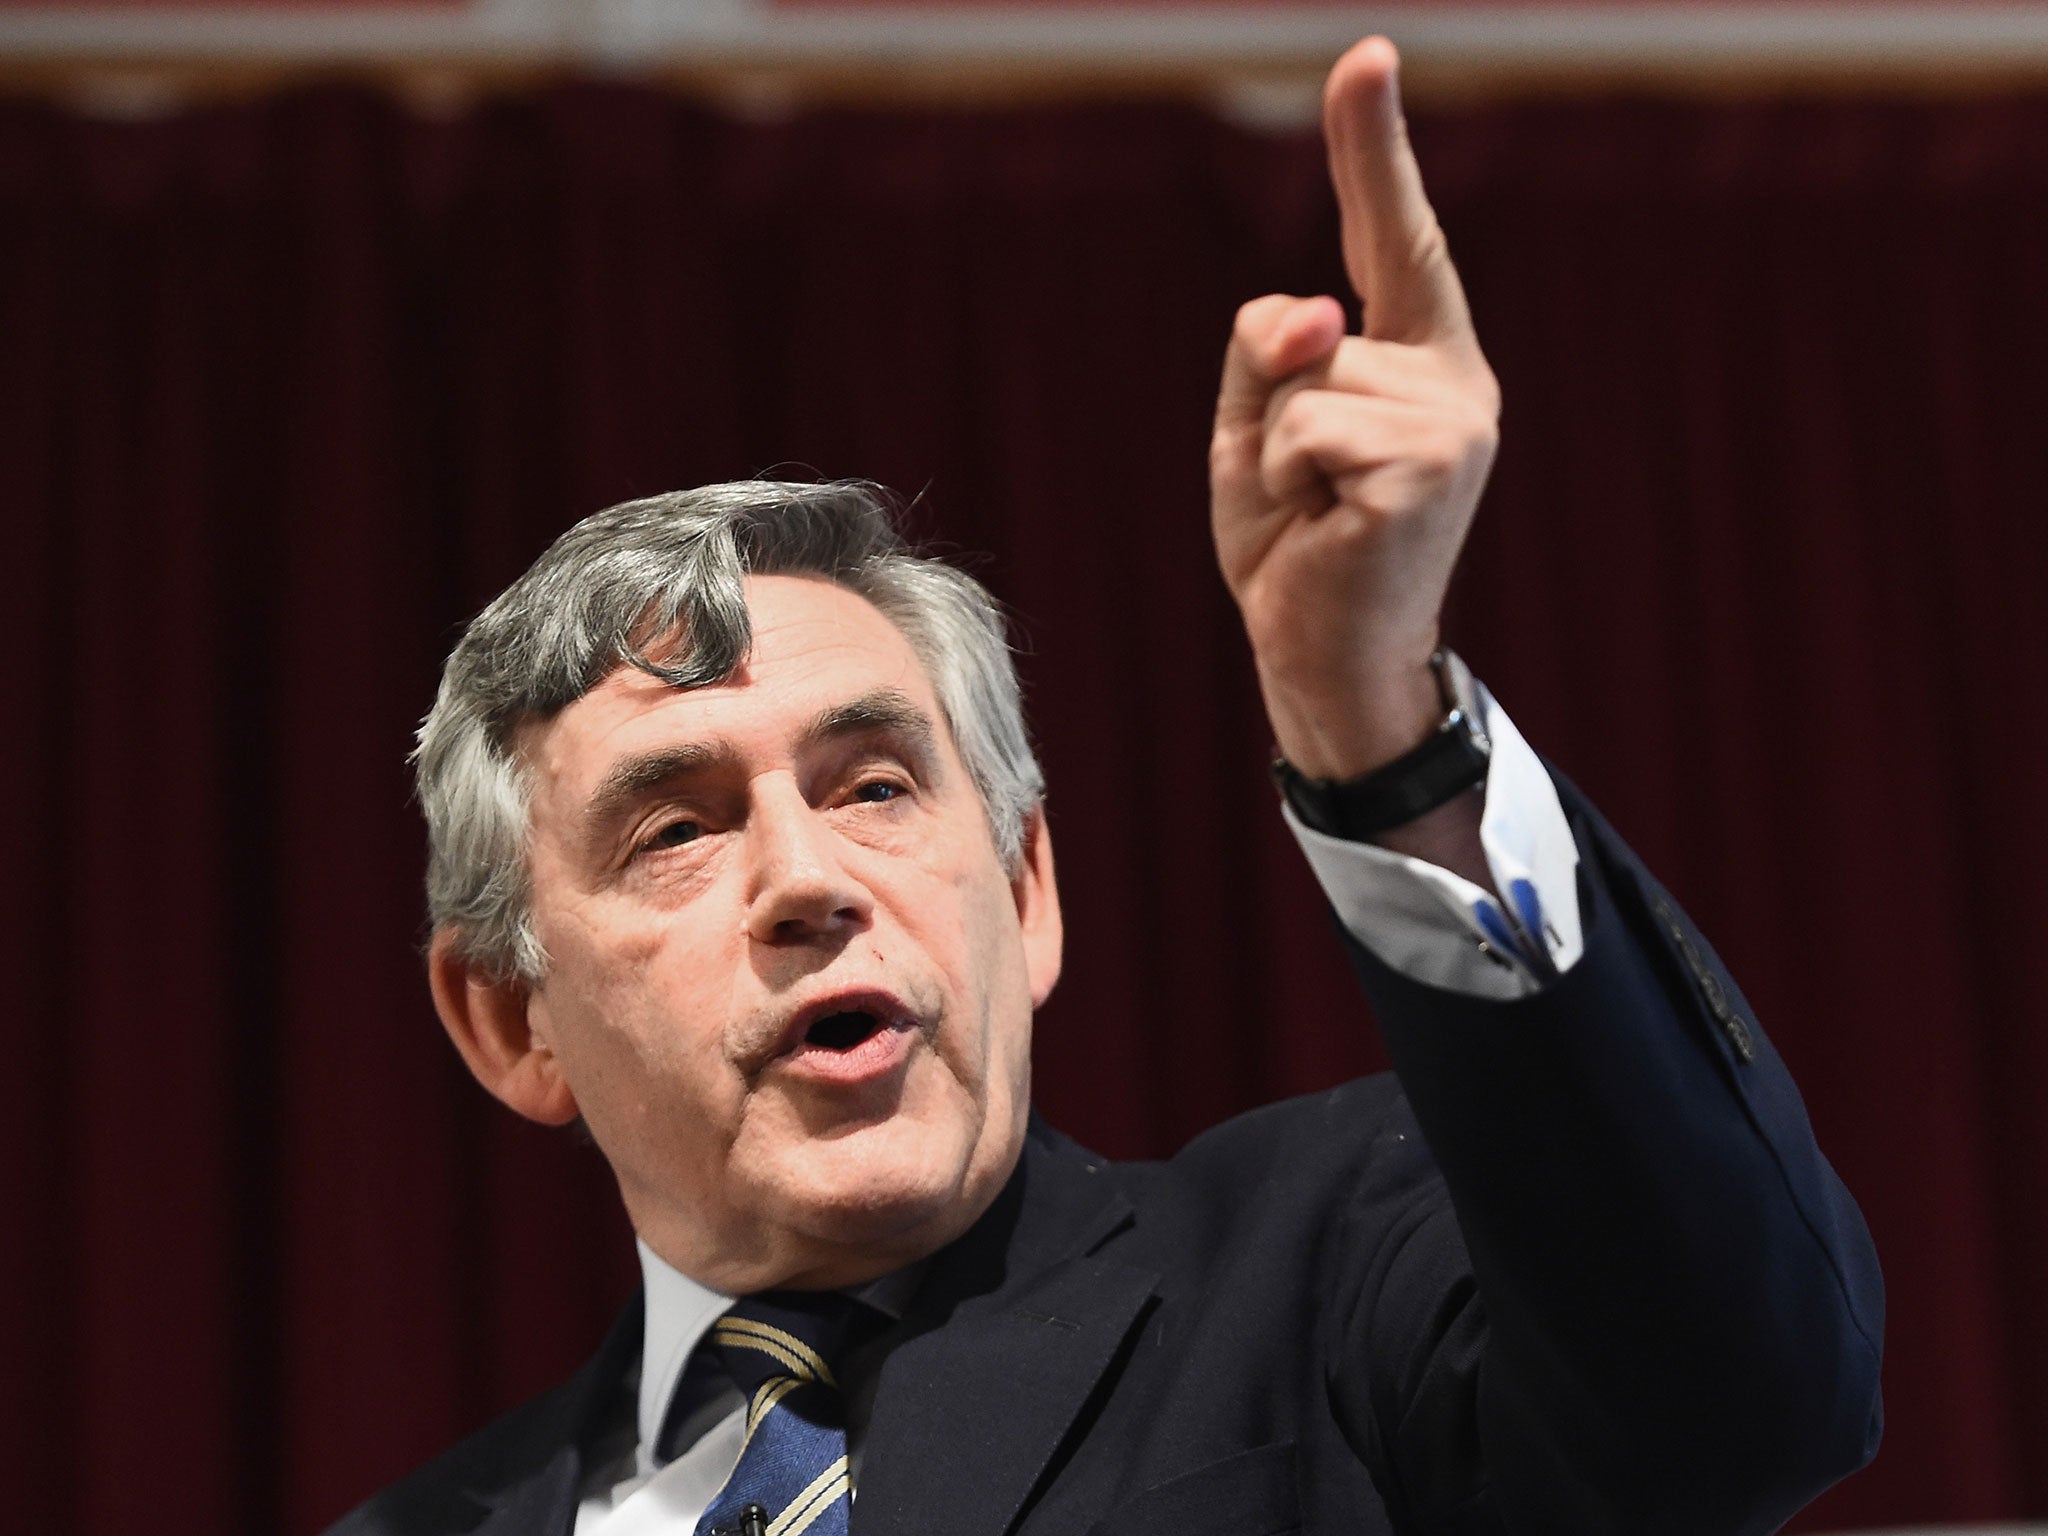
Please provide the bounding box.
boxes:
[524,574,941,796]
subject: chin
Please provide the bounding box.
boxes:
[764,1111,1015,1273]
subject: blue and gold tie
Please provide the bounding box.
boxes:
[693,1294,859,1536]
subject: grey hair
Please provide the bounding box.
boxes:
[415,480,1044,983]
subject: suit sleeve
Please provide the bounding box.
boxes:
[1288,680,1583,999]
[1326,771,1883,1536]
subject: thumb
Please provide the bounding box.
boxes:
[1215,294,1346,436]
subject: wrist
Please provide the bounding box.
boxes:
[1260,652,1441,781]
[1271,651,1491,841]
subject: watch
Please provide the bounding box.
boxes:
[1271,650,1492,841]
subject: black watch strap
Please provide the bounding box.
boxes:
[1271,651,1491,841]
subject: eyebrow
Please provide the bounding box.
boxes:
[801,687,939,762]
[581,740,737,843]
[578,686,942,848]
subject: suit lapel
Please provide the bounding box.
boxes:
[463,1443,584,1536]
[456,1294,644,1536]
[438,1126,1145,1536]
[853,1126,1156,1536]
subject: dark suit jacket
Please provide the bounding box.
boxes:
[329,780,1883,1536]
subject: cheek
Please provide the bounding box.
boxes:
[950,868,1036,1082]
[535,902,735,1117]
[942,873,1035,1185]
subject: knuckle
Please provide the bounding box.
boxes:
[1258,432,1314,497]
[1210,427,1252,477]
[1406,216,1452,278]
[1256,449,1294,501]
[1232,293,1291,345]
[1272,390,1315,437]
[1417,422,1483,480]
[1472,367,1503,420]
[1256,447,1289,494]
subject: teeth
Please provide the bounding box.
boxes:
[804,1011,880,1051]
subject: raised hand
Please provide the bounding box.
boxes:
[1211,37,1500,786]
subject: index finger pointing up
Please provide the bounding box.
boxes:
[1324,37,1477,352]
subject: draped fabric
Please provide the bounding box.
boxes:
[2,85,2045,1535]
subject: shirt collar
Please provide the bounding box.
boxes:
[634,1238,732,1466]
[633,1238,929,1468]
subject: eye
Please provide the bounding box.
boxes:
[851,779,905,804]
[642,818,703,851]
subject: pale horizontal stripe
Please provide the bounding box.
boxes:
[711,1326,811,1382]
[713,1318,834,1386]
[11,3,2048,80]
[747,1376,803,1437]
[769,1458,851,1536]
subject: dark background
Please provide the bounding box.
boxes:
[3,85,2045,1534]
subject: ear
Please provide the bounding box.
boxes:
[427,930,581,1127]
[1012,806,1064,1008]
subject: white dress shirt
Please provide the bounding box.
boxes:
[1290,677,1582,999]
[574,683,1581,1533]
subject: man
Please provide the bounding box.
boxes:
[332,37,1881,1536]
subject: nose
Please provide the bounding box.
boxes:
[742,778,874,946]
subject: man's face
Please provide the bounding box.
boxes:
[480,574,1060,1292]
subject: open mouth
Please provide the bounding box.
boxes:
[766,991,918,1079]
[800,1009,889,1053]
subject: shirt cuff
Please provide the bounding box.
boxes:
[1283,681,1584,1001]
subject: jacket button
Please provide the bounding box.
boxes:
[1698,969,1729,1018]
[1721,1012,1757,1063]
[1655,897,1755,1064]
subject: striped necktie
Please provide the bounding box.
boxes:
[694,1293,860,1536]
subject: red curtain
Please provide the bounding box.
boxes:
[3,85,2045,1535]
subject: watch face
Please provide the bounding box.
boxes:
[1435,650,1492,757]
